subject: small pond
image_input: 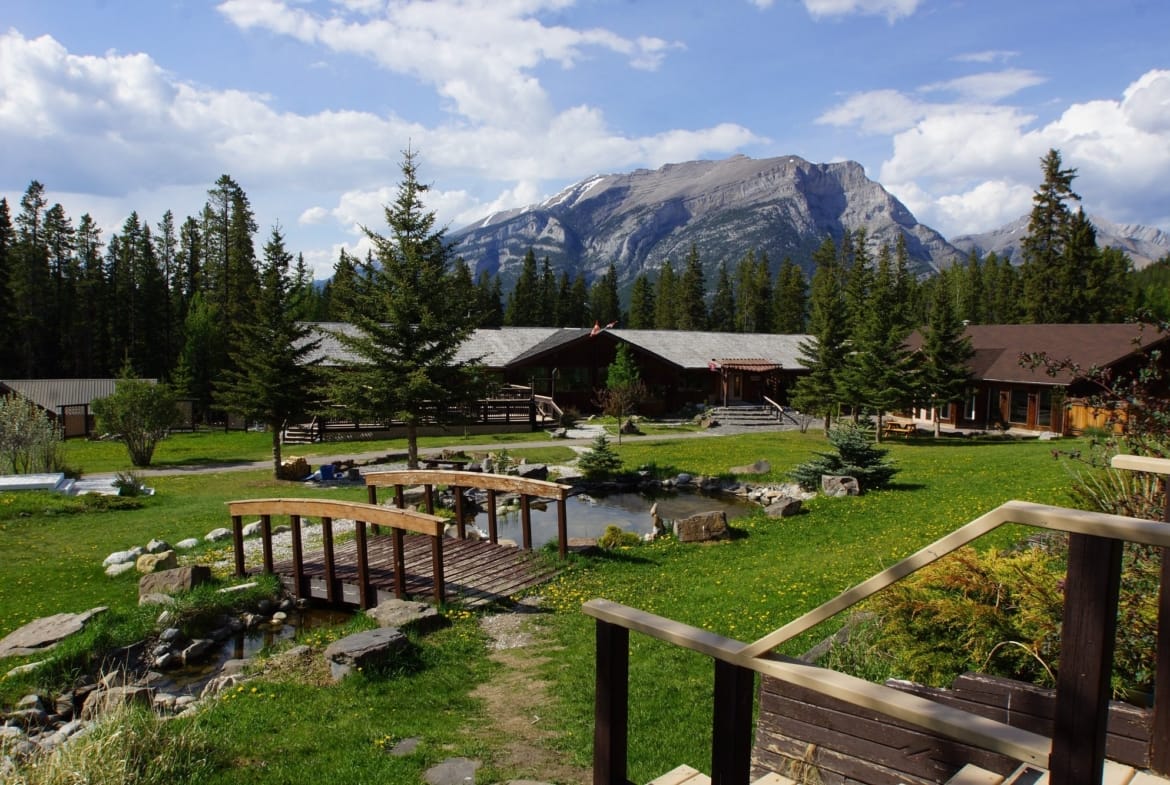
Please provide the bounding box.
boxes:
[473,488,758,548]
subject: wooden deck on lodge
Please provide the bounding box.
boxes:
[262,533,561,609]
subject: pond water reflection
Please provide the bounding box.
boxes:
[475,489,758,548]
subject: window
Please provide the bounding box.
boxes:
[964,394,978,421]
[1010,389,1029,424]
[1037,388,1052,427]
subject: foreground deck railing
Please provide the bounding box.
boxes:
[364,470,573,559]
[227,498,448,605]
[585,479,1170,785]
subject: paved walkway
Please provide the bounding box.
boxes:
[93,420,807,480]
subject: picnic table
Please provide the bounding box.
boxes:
[420,457,471,470]
[881,420,916,437]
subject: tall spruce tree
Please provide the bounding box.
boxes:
[791,238,849,434]
[477,270,505,327]
[919,281,975,437]
[710,261,736,332]
[1021,149,1080,323]
[216,226,322,478]
[505,249,540,325]
[627,272,656,329]
[653,261,678,329]
[677,244,708,330]
[11,182,52,377]
[327,149,484,468]
[0,199,13,375]
[773,257,807,333]
[589,264,621,326]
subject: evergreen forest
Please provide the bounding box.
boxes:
[2,150,1166,423]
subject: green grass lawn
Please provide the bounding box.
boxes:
[0,428,1078,784]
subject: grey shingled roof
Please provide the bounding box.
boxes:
[301,323,812,371]
[609,329,810,370]
[301,323,561,367]
[0,379,151,413]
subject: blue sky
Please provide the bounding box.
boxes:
[2,0,1168,277]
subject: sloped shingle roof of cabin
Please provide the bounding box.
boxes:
[302,323,811,372]
[302,323,561,367]
[608,329,809,370]
[0,379,149,413]
[908,323,1169,386]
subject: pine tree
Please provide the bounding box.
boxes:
[72,214,106,376]
[1021,149,1080,323]
[919,281,975,437]
[216,226,322,478]
[0,199,13,375]
[327,149,485,468]
[653,261,678,329]
[597,342,646,444]
[841,242,915,437]
[505,248,540,326]
[538,256,557,326]
[627,272,656,329]
[773,257,808,333]
[589,264,621,326]
[734,250,771,333]
[11,182,52,376]
[791,238,849,434]
[677,244,707,330]
[710,261,736,332]
[476,270,504,327]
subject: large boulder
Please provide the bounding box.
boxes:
[366,600,445,634]
[673,511,730,543]
[764,497,804,518]
[821,475,861,497]
[323,627,411,682]
[138,566,213,599]
[135,550,178,574]
[0,608,108,659]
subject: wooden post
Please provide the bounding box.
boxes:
[711,660,754,785]
[392,528,406,599]
[557,495,568,560]
[1153,479,1170,774]
[431,536,446,605]
[367,485,378,505]
[394,484,404,509]
[290,514,304,600]
[321,516,336,605]
[260,514,274,574]
[231,515,245,577]
[424,483,434,514]
[521,494,533,550]
[1049,533,1123,785]
[454,486,466,539]
[594,619,630,785]
[487,489,498,544]
[355,520,372,609]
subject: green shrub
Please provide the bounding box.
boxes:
[0,396,64,474]
[788,422,899,492]
[577,433,623,480]
[597,524,642,549]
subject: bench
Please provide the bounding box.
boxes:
[882,421,916,437]
[420,458,470,470]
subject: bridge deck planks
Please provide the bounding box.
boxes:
[264,533,559,608]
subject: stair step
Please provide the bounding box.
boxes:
[648,764,709,785]
[647,765,795,785]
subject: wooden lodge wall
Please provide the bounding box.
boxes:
[751,672,1151,785]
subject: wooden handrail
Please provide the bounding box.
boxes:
[586,498,1170,785]
[365,470,573,559]
[227,497,448,605]
[741,500,1170,658]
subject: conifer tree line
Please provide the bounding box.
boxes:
[2,148,1165,416]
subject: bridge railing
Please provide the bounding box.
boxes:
[227,498,448,606]
[365,470,574,559]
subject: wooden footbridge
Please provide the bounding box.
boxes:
[228,470,572,609]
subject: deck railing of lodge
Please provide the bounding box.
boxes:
[585,454,1170,785]
[364,470,574,559]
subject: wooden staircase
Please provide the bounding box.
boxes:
[648,763,796,785]
[649,761,1170,785]
[946,762,1169,785]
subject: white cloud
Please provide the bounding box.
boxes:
[953,50,1018,65]
[919,69,1046,102]
[833,69,1170,237]
[817,90,925,134]
[748,0,776,8]
[802,0,922,22]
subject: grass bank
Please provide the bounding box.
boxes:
[0,430,1075,784]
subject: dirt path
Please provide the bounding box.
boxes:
[471,600,591,785]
